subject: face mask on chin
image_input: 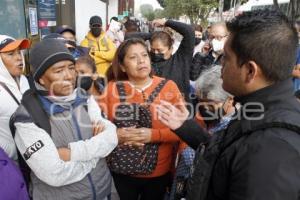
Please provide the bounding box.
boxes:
[150,52,166,63]
[211,39,225,54]
[76,76,93,91]
[91,27,102,37]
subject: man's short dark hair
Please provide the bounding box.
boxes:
[226,9,298,82]
[110,16,118,22]
[124,20,139,33]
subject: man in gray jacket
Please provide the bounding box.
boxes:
[11,39,118,200]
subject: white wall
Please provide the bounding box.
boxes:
[75,0,107,43]
[108,0,118,22]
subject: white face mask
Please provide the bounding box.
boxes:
[211,39,225,53]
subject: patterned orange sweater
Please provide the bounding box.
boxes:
[99,76,186,178]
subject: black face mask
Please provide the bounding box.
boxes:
[195,37,202,46]
[94,77,105,94]
[150,52,166,63]
[77,76,93,91]
[198,105,223,127]
[91,27,102,37]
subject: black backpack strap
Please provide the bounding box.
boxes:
[23,90,51,135]
[0,81,20,105]
[9,89,52,192]
[115,81,127,103]
[10,90,51,137]
[146,79,168,104]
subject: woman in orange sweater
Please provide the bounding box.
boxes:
[100,38,185,200]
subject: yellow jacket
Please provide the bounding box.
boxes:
[80,31,116,76]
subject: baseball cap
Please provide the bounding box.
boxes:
[56,25,76,35]
[0,35,30,53]
[89,16,102,26]
[43,33,66,41]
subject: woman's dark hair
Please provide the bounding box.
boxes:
[193,24,203,33]
[76,56,96,73]
[150,31,174,49]
[107,38,150,82]
[110,16,118,22]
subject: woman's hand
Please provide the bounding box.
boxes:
[116,127,152,147]
[152,19,167,27]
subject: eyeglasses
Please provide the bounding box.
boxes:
[209,34,228,41]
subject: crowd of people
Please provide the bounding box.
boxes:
[1,9,300,200]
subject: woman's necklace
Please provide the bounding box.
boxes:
[128,78,153,91]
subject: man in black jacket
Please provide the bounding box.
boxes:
[157,10,300,200]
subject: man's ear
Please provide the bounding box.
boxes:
[244,61,259,83]
[39,77,45,86]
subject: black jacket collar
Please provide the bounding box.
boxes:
[234,78,295,108]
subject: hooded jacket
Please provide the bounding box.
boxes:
[80,32,116,76]
[0,55,29,161]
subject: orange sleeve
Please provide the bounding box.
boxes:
[151,128,180,143]
[151,80,186,143]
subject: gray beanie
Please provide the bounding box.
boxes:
[30,39,75,81]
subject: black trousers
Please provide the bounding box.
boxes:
[112,172,170,200]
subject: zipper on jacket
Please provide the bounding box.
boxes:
[71,112,97,200]
[87,174,97,200]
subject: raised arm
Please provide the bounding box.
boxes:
[165,20,195,55]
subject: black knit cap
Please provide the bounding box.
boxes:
[89,15,102,26]
[30,39,75,82]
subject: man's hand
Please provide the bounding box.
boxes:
[201,41,211,55]
[292,64,300,78]
[92,121,105,136]
[57,148,71,161]
[157,100,189,130]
